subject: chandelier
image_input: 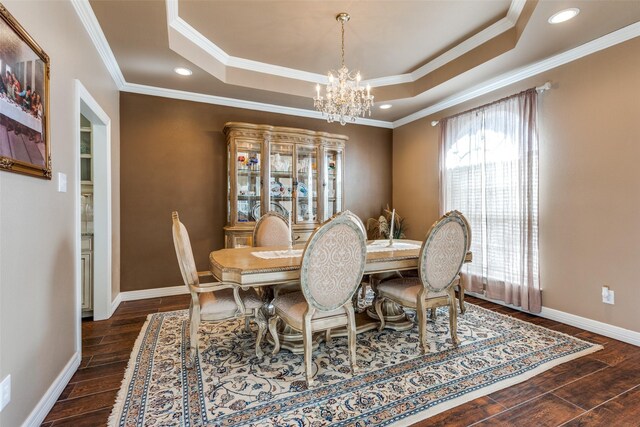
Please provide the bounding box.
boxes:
[314,13,374,125]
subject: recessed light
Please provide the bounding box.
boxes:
[379,104,392,110]
[548,8,580,24]
[174,67,193,76]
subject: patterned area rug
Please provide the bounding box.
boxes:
[109,303,601,426]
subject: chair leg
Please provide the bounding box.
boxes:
[457,281,466,314]
[244,317,251,332]
[303,314,314,387]
[430,307,437,321]
[325,329,331,344]
[254,308,267,358]
[449,292,460,346]
[417,299,428,353]
[188,314,200,369]
[269,315,281,355]
[345,303,358,374]
[374,297,386,331]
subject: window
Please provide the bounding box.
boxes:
[440,90,541,312]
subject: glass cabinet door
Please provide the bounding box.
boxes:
[324,148,343,218]
[295,146,318,223]
[269,143,294,220]
[80,115,92,183]
[235,140,261,223]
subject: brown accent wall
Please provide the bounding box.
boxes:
[120,93,392,291]
[393,37,640,332]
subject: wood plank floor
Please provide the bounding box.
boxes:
[42,295,640,426]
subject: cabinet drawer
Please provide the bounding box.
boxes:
[81,236,92,252]
[294,231,313,243]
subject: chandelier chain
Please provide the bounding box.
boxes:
[341,19,345,68]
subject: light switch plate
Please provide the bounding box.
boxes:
[58,172,67,193]
[0,375,10,412]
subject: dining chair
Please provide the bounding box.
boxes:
[254,211,298,298]
[426,210,472,317]
[452,210,472,314]
[268,214,367,386]
[253,210,291,247]
[172,211,266,368]
[374,211,468,352]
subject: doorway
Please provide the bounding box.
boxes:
[74,80,112,353]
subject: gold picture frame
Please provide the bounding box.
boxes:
[0,3,51,179]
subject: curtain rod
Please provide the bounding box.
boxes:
[430,81,552,127]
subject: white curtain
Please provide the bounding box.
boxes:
[439,89,540,313]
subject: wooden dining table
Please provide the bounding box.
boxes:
[210,240,472,353]
[210,239,427,286]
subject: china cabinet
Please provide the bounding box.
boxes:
[80,115,92,183]
[80,114,94,317]
[81,235,93,317]
[224,122,347,248]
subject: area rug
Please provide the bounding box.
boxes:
[109,303,601,427]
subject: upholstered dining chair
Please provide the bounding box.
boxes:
[268,214,367,386]
[254,211,298,298]
[171,211,266,368]
[374,211,468,352]
[452,210,472,314]
[253,210,291,247]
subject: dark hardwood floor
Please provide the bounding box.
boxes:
[42,295,640,426]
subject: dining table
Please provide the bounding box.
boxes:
[210,239,472,353]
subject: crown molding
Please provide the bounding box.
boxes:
[393,21,640,128]
[166,0,525,88]
[75,0,639,131]
[507,0,528,23]
[166,0,327,84]
[168,6,229,64]
[366,73,414,88]
[407,0,526,82]
[70,0,125,89]
[409,16,515,82]
[121,82,394,129]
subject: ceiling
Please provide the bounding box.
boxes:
[87,0,640,126]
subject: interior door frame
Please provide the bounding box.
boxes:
[74,79,113,354]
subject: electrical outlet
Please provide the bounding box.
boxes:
[0,375,10,412]
[605,290,615,305]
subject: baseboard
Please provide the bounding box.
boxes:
[467,291,640,347]
[539,306,640,347]
[110,292,122,316]
[22,352,81,427]
[118,285,188,302]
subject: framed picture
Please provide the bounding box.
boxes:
[0,4,50,179]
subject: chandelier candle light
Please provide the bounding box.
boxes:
[314,13,374,125]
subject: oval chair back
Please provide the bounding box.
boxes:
[336,209,367,237]
[171,211,199,288]
[452,210,472,252]
[300,215,367,311]
[253,211,290,247]
[418,211,468,293]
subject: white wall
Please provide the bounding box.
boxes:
[0,2,120,426]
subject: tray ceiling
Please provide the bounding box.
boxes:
[88,0,640,125]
